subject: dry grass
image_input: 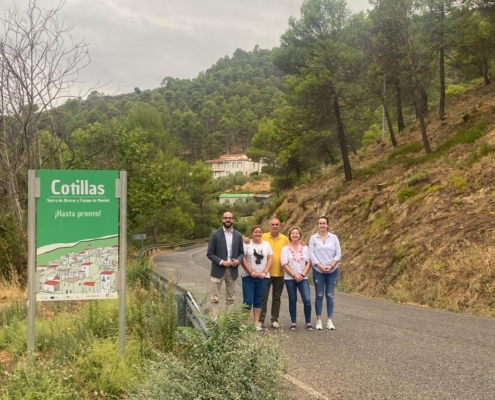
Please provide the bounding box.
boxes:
[271,81,495,317]
[0,269,25,306]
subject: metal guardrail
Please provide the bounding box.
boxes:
[137,238,210,334]
[136,238,209,261]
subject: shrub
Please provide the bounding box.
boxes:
[398,187,417,202]
[76,337,141,397]
[445,84,466,97]
[407,171,428,186]
[233,199,260,217]
[127,283,177,355]
[0,214,27,282]
[128,260,154,289]
[353,162,387,180]
[0,317,27,356]
[388,142,423,161]
[361,123,382,148]
[80,299,120,339]
[131,309,285,399]
[450,174,467,191]
[437,120,489,153]
[0,359,81,400]
[275,208,290,223]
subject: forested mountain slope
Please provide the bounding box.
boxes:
[266,82,495,317]
[57,47,285,162]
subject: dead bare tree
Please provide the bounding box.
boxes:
[0,0,91,231]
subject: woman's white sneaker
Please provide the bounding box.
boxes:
[315,320,323,330]
[255,322,263,331]
[326,319,335,330]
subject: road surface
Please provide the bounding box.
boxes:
[153,245,495,400]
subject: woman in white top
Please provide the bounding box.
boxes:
[308,216,341,330]
[241,225,273,331]
[280,227,312,331]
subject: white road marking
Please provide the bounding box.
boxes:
[280,373,330,400]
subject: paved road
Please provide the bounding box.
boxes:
[153,245,495,400]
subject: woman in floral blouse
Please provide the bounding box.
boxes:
[280,226,312,331]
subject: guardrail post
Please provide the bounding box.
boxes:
[177,293,187,327]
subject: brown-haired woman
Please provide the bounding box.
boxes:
[241,225,273,331]
[308,216,341,330]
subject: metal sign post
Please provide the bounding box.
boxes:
[117,171,127,355]
[27,170,39,358]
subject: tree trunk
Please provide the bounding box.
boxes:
[439,46,446,119]
[385,105,398,148]
[331,86,352,181]
[482,58,491,85]
[326,149,337,164]
[421,89,429,116]
[396,82,406,132]
[438,3,446,120]
[0,125,24,231]
[379,90,398,147]
[415,98,431,154]
[4,171,24,230]
[152,224,158,244]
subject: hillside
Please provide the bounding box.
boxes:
[269,82,495,317]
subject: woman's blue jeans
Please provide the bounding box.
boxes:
[285,279,311,324]
[242,275,268,309]
[313,268,339,318]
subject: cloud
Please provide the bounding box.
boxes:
[0,0,370,96]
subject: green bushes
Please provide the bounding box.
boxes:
[445,84,466,98]
[76,338,141,396]
[399,121,490,169]
[407,171,428,186]
[398,187,417,202]
[388,142,423,162]
[0,359,82,400]
[131,310,285,400]
[436,120,489,153]
[465,142,495,167]
[0,214,27,282]
[361,123,382,148]
[0,262,284,399]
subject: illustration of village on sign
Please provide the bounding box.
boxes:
[36,240,119,300]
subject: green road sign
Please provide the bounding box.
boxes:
[36,170,119,300]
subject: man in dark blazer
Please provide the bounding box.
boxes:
[206,211,244,320]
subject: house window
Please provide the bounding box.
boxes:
[237,162,242,168]
[225,199,230,204]
[225,163,230,169]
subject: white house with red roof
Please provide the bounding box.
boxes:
[100,270,115,295]
[205,154,263,179]
[79,262,93,278]
[43,280,60,292]
[83,281,96,293]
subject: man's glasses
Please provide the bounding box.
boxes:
[253,249,264,265]
[223,217,234,220]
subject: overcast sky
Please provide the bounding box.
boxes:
[0,0,370,97]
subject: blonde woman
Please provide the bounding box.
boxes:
[280,227,312,331]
